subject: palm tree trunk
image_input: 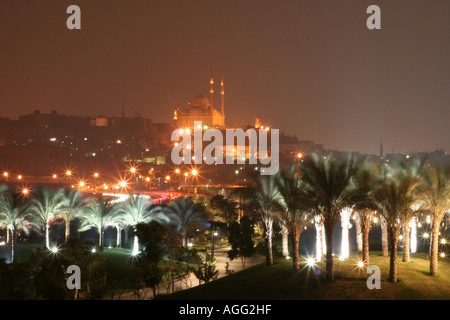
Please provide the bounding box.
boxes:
[99,228,103,247]
[402,222,411,262]
[355,216,363,252]
[322,225,326,256]
[133,235,139,255]
[381,216,388,257]
[65,220,70,243]
[410,217,417,253]
[291,231,301,271]
[430,222,440,276]
[116,225,122,247]
[45,223,50,249]
[315,221,323,262]
[11,228,17,263]
[324,222,334,281]
[6,227,10,244]
[341,223,349,259]
[264,221,274,266]
[362,226,370,267]
[281,224,289,257]
[340,208,351,259]
[388,227,399,282]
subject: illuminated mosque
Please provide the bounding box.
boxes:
[173,75,225,128]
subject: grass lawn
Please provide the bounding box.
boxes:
[1,241,210,299]
[5,242,450,300]
[155,251,450,300]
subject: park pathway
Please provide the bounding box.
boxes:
[111,246,266,300]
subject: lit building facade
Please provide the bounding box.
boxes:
[174,76,225,128]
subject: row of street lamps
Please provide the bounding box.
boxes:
[1,165,201,195]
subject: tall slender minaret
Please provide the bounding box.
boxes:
[380,141,384,159]
[209,75,214,111]
[220,74,225,126]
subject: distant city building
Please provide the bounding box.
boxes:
[0,76,340,180]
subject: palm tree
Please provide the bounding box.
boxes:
[300,152,362,280]
[112,221,126,248]
[420,163,450,276]
[357,208,376,266]
[313,214,326,262]
[115,194,170,255]
[380,216,389,256]
[350,159,380,266]
[354,215,363,253]
[276,166,313,271]
[0,188,36,263]
[58,189,91,243]
[78,196,116,247]
[339,207,353,259]
[0,184,8,242]
[27,187,68,249]
[163,196,206,247]
[249,174,281,266]
[374,161,422,282]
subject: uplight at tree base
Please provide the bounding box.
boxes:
[306,257,315,267]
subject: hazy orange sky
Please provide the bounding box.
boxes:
[1,1,449,156]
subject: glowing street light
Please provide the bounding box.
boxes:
[191,169,199,194]
[306,257,315,267]
[119,180,127,189]
[129,165,139,192]
[20,187,30,197]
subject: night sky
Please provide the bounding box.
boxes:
[1,1,449,156]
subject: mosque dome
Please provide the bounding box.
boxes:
[188,94,211,111]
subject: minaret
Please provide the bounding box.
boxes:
[209,76,214,111]
[220,74,225,126]
[380,141,384,159]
